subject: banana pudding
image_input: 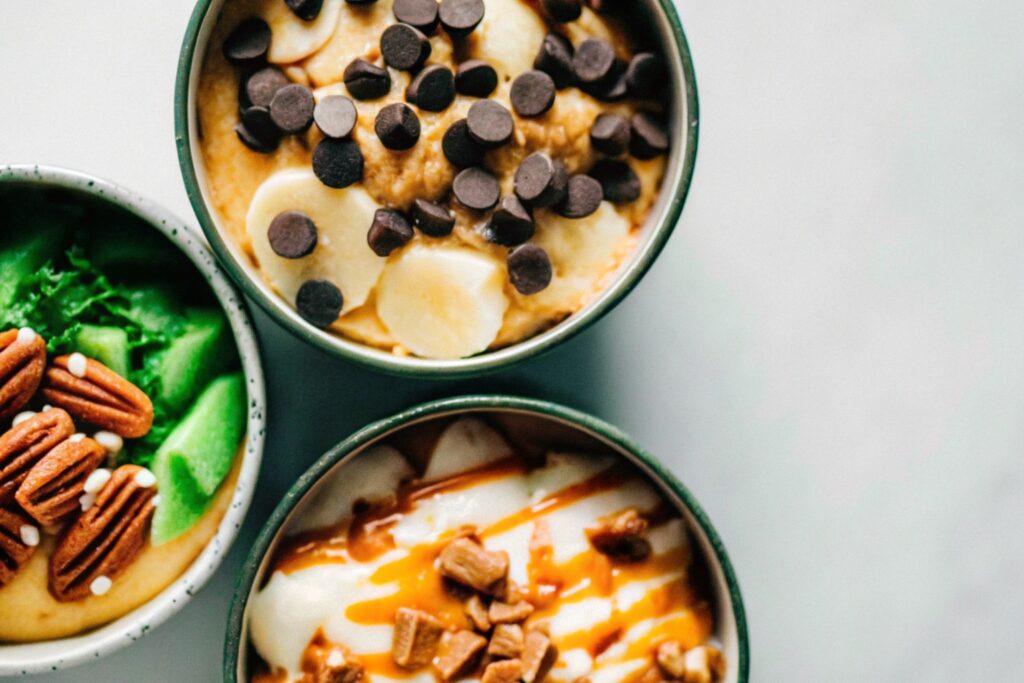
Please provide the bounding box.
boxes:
[197,0,671,359]
[247,416,725,682]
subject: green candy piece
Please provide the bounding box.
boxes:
[123,286,183,336]
[151,449,209,546]
[0,220,70,312]
[74,325,129,377]
[156,308,235,413]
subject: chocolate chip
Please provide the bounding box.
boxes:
[453,167,500,211]
[534,32,575,89]
[244,67,290,108]
[312,138,364,188]
[483,197,534,246]
[345,0,379,3]
[466,100,513,148]
[586,0,618,13]
[590,159,640,203]
[589,112,630,156]
[367,208,414,256]
[344,59,391,100]
[406,64,455,112]
[514,152,568,208]
[439,0,484,37]
[375,103,421,150]
[542,0,581,22]
[442,119,485,168]
[285,0,323,21]
[507,244,552,295]
[411,199,455,237]
[239,105,282,150]
[393,0,440,34]
[268,211,318,258]
[296,279,342,329]
[381,23,431,71]
[580,59,627,101]
[573,38,615,84]
[625,52,665,100]
[223,18,271,64]
[455,60,498,97]
[314,95,357,138]
[557,175,603,218]
[235,120,277,153]
[629,112,669,159]
[269,83,315,134]
[510,71,556,117]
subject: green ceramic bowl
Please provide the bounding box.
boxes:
[224,395,748,681]
[175,1,699,377]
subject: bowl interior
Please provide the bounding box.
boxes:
[0,165,266,675]
[227,398,746,682]
[178,0,698,376]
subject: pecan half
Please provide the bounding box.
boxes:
[42,355,154,438]
[0,328,46,422]
[16,435,106,525]
[0,505,39,587]
[0,408,75,503]
[49,464,157,601]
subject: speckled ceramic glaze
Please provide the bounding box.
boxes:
[175,0,700,377]
[224,395,748,682]
[0,165,267,676]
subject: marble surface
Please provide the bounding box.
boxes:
[2,0,1023,680]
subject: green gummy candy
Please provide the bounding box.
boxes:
[123,286,183,336]
[157,308,234,413]
[151,449,210,546]
[74,325,129,377]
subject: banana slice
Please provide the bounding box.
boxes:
[246,168,385,314]
[376,244,509,359]
[470,0,547,81]
[302,0,395,86]
[423,418,513,482]
[259,0,343,64]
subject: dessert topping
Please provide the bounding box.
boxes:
[367,209,414,257]
[483,196,535,246]
[453,167,501,211]
[455,60,498,98]
[521,630,559,683]
[93,430,123,454]
[314,95,358,139]
[244,67,290,108]
[438,536,509,594]
[585,507,651,561]
[237,107,282,154]
[15,434,106,526]
[312,138,365,188]
[630,112,670,160]
[0,408,75,503]
[42,354,154,438]
[268,210,319,259]
[590,112,631,156]
[656,643,726,683]
[510,70,557,117]
[534,32,576,89]
[442,119,485,168]
[393,0,440,34]
[0,506,37,587]
[507,245,553,295]
[481,658,524,683]
[557,175,603,219]
[438,0,485,38]
[487,622,525,658]
[542,0,582,23]
[295,279,344,328]
[0,327,47,422]
[411,199,455,237]
[514,152,568,208]
[435,629,487,680]
[466,100,514,148]
[381,23,432,72]
[626,53,665,100]
[572,38,616,84]
[223,18,272,65]
[343,59,392,101]
[464,593,491,631]
[391,606,444,669]
[375,103,422,151]
[406,64,456,112]
[12,411,36,426]
[302,640,365,683]
[591,159,642,204]
[269,83,316,134]
[286,0,325,22]
[488,599,535,624]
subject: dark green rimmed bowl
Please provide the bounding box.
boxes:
[224,395,748,681]
[175,1,699,377]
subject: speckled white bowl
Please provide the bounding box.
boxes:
[0,164,266,676]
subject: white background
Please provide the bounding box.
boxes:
[2,0,1023,680]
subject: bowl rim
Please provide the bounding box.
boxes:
[223,394,749,682]
[174,0,700,378]
[0,163,267,675]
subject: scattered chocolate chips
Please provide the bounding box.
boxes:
[557,174,603,218]
[393,0,440,34]
[285,0,323,21]
[625,52,665,100]
[367,208,414,256]
[573,37,616,84]
[269,83,315,134]
[455,59,498,97]
[514,152,568,208]
[268,210,318,258]
[344,58,391,100]
[234,120,277,154]
[238,105,282,150]
[629,111,669,159]
[507,245,553,295]
[483,196,534,246]
[244,67,290,108]
[466,100,514,148]
[453,167,500,211]
[510,70,556,117]
[439,0,484,37]
[295,279,343,328]
[312,138,364,188]
[223,18,271,65]
[375,103,421,150]
[533,32,575,89]
[589,112,630,156]
[590,158,640,203]
[542,0,582,22]
[581,59,627,101]
[381,23,432,71]
[411,199,455,237]
[406,64,455,112]
[442,119,485,168]
[314,95,357,138]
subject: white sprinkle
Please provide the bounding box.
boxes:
[16,327,36,344]
[83,468,112,494]
[325,650,344,667]
[151,495,162,508]
[19,524,39,547]
[69,433,86,443]
[41,404,53,412]
[134,468,157,488]
[12,411,36,426]
[93,431,123,454]
[79,493,96,511]
[89,575,112,596]
[67,352,88,378]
